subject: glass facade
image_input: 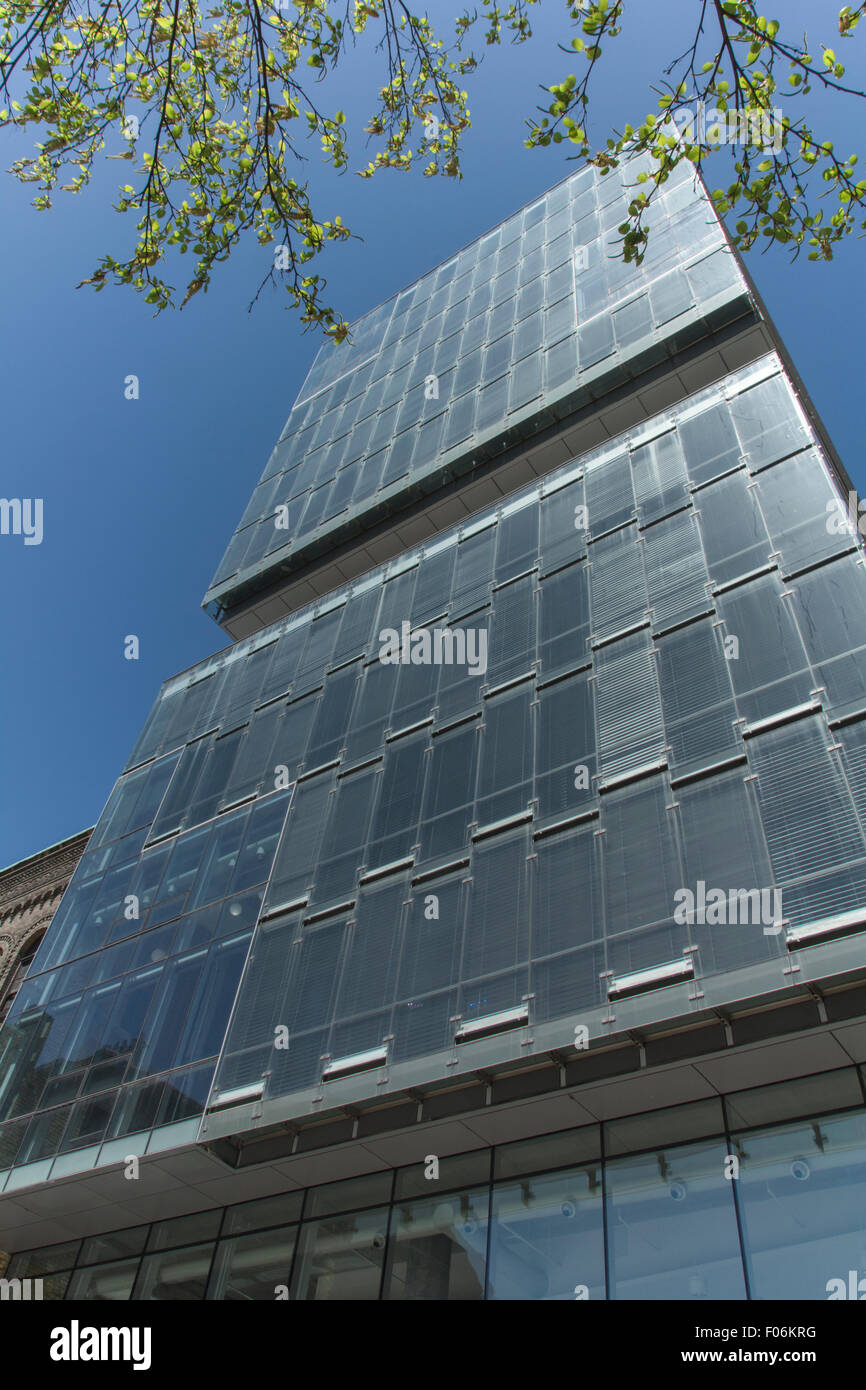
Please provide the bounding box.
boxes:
[9,1069,866,1300]
[203,154,748,617]
[1,349,863,1187]
[2,151,864,1306]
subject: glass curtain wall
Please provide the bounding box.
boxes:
[1,355,864,1186]
[204,153,745,611]
[9,1071,866,1301]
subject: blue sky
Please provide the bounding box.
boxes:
[1,0,863,866]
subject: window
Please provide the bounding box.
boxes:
[605,1139,746,1300]
[489,1165,604,1301]
[383,1189,488,1300]
[291,1207,389,1300]
[0,931,45,1025]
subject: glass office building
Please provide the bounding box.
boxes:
[202,155,748,633]
[3,154,866,1300]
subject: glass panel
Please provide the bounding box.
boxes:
[717,571,813,723]
[332,879,406,1025]
[747,715,866,926]
[150,737,213,841]
[210,911,301,1097]
[603,776,682,939]
[306,1172,393,1218]
[266,771,334,908]
[309,764,379,907]
[605,1139,746,1300]
[231,792,289,894]
[589,524,647,639]
[656,617,738,772]
[696,469,772,586]
[487,573,536,683]
[462,829,530,985]
[679,399,741,486]
[383,1188,489,1300]
[220,702,284,807]
[535,670,595,819]
[494,1125,602,1180]
[133,1242,216,1300]
[595,629,665,779]
[344,662,394,761]
[6,1241,80,1278]
[131,952,206,1078]
[284,914,349,1037]
[476,687,533,826]
[735,1109,866,1300]
[367,738,426,867]
[416,725,477,861]
[730,373,810,469]
[147,1209,222,1251]
[676,770,781,972]
[644,510,709,631]
[631,429,688,524]
[533,822,601,959]
[290,1207,389,1300]
[222,1190,304,1236]
[489,1165,604,1300]
[66,1259,138,1300]
[305,666,359,767]
[540,477,586,575]
[539,561,589,674]
[172,932,252,1069]
[585,451,634,536]
[790,554,866,706]
[756,449,849,575]
[396,878,465,1019]
[207,1225,298,1300]
[495,504,538,583]
[452,527,494,613]
[394,1151,490,1202]
[434,613,490,722]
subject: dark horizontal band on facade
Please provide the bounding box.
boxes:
[782,544,860,584]
[741,698,822,740]
[669,753,748,789]
[711,561,778,596]
[532,807,600,840]
[598,757,668,794]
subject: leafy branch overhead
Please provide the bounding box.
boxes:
[0,0,864,332]
[0,0,476,332]
[524,1,866,268]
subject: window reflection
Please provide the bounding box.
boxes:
[383,1189,488,1301]
[489,1166,604,1300]
[206,1225,298,1300]
[735,1112,866,1300]
[291,1208,388,1300]
[67,1258,137,1301]
[604,1140,746,1300]
[133,1242,216,1300]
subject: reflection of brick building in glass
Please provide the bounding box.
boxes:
[0,830,92,1025]
[0,828,91,1277]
